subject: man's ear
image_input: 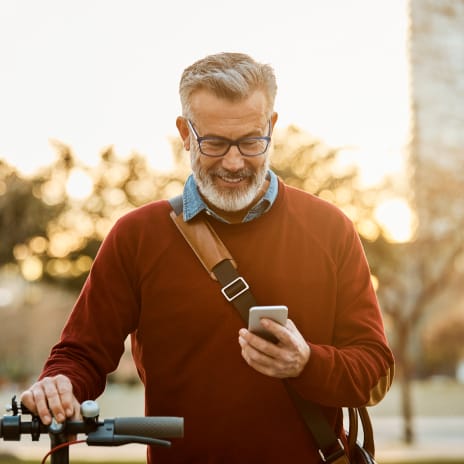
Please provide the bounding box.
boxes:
[176,117,190,150]
[270,112,278,132]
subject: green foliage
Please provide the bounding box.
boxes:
[0,143,188,290]
[271,125,382,233]
[0,161,65,265]
[271,125,358,198]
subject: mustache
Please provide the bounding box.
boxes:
[210,167,255,179]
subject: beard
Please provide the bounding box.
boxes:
[191,149,269,212]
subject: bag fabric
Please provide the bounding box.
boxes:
[351,443,377,464]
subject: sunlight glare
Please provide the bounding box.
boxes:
[21,256,43,281]
[374,198,414,243]
[29,236,48,254]
[66,168,94,200]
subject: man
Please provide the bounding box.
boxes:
[21,52,394,463]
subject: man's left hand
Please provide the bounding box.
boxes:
[238,318,310,378]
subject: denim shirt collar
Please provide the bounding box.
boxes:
[182,170,279,223]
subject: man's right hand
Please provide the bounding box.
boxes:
[20,374,81,425]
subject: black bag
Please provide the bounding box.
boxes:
[351,445,377,464]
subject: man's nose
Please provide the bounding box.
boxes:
[221,145,245,171]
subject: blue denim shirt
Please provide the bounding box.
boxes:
[182,170,279,223]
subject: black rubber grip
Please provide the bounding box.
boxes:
[113,417,184,438]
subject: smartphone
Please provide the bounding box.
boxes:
[248,305,288,343]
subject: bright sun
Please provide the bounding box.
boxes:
[374,198,415,243]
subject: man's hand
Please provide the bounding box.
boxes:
[238,318,310,378]
[20,374,81,425]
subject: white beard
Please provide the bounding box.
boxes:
[191,148,269,212]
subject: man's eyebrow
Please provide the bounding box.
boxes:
[202,127,266,139]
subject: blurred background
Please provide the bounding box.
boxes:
[0,0,463,462]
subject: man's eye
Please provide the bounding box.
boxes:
[240,140,259,147]
[203,139,228,149]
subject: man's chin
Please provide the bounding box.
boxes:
[203,187,257,212]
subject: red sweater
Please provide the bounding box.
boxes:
[41,180,394,463]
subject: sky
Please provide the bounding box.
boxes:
[0,0,410,185]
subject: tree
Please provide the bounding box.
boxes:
[0,161,65,265]
[363,161,464,443]
[0,141,189,290]
[422,312,464,377]
[271,125,382,229]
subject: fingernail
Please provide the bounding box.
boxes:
[239,329,247,336]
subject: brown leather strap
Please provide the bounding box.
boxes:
[348,407,359,455]
[347,407,375,460]
[170,210,236,280]
[359,406,375,456]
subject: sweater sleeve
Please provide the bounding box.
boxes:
[287,217,394,408]
[39,216,140,402]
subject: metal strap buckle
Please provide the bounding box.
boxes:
[221,277,249,302]
[318,439,345,462]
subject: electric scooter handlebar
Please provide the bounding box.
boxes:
[0,396,184,449]
[113,416,184,438]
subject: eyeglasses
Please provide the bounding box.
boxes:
[187,119,271,158]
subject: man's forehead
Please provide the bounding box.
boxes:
[190,89,268,127]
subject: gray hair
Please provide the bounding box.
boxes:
[179,52,277,119]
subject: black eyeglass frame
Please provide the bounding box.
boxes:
[186,119,272,158]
